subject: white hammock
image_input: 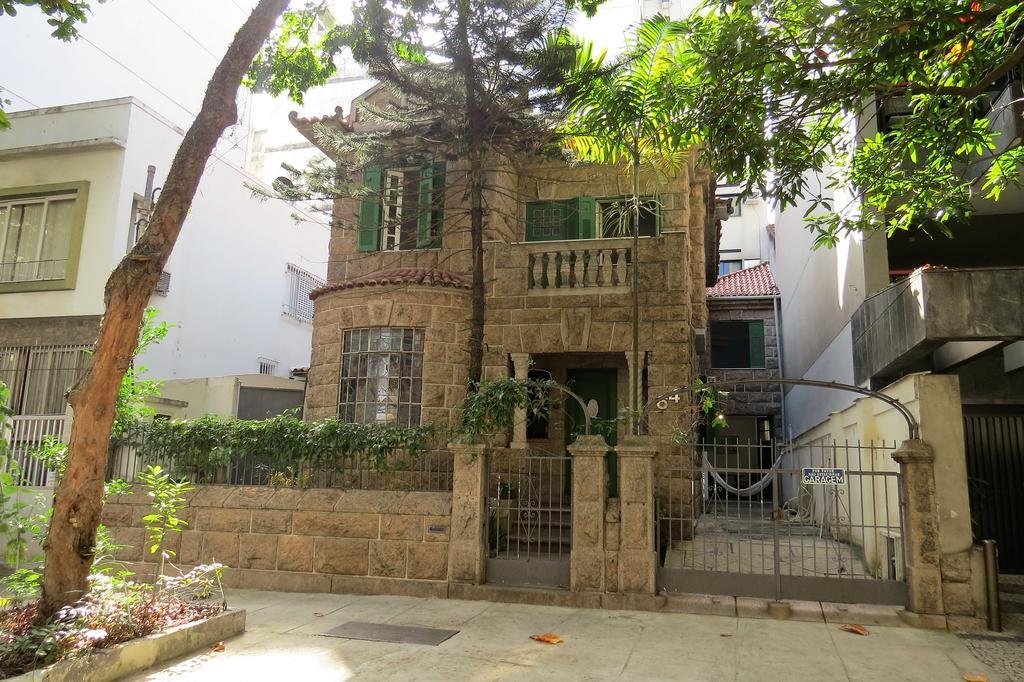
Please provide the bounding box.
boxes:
[701,450,785,497]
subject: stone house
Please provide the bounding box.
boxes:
[705,262,783,444]
[294,86,720,458]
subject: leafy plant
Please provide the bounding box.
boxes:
[0,564,225,678]
[137,466,191,576]
[456,377,559,445]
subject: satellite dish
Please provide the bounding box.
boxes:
[586,399,600,418]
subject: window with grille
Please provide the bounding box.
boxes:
[153,270,171,296]
[339,328,424,427]
[0,344,92,415]
[258,357,279,376]
[0,191,78,283]
[283,263,324,323]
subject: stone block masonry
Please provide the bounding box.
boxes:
[104,485,452,593]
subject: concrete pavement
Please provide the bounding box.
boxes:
[126,589,1008,681]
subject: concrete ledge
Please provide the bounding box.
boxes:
[8,609,245,682]
[897,610,949,630]
[330,575,449,599]
[449,583,602,609]
[820,602,907,627]
[662,592,738,617]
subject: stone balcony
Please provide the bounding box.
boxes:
[852,267,1024,385]
[522,237,633,295]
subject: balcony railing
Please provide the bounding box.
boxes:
[525,238,632,292]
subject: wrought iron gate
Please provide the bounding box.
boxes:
[657,438,908,605]
[486,448,572,588]
[964,410,1024,572]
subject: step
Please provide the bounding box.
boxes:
[999,575,1024,595]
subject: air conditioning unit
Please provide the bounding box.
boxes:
[878,529,905,581]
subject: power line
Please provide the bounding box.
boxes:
[0,85,40,108]
[76,33,199,119]
[145,1,220,60]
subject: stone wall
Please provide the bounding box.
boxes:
[707,297,782,420]
[305,287,470,423]
[103,485,452,594]
[306,153,716,442]
[0,315,100,347]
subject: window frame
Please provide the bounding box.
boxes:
[718,259,743,277]
[596,195,660,239]
[710,319,767,369]
[0,181,90,294]
[338,327,425,427]
[282,262,324,324]
[358,163,444,253]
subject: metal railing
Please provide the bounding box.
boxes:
[525,238,632,291]
[3,414,67,486]
[106,430,453,493]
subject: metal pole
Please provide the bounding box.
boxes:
[772,466,782,602]
[983,539,1002,632]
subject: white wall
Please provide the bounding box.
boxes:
[0,100,133,318]
[0,0,261,165]
[0,98,328,382]
[717,194,771,266]
[118,103,328,380]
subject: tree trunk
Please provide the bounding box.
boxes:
[630,155,641,435]
[38,0,289,617]
[467,151,486,386]
[454,0,486,388]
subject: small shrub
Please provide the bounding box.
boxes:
[0,566,224,678]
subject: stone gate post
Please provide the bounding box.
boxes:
[447,443,487,584]
[615,436,657,594]
[568,435,609,592]
[892,438,946,615]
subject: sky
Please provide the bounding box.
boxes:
[0,0,689,176]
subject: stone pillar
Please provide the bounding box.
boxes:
[625,351,636,418]
[447,443,487,584]
[892,439,946,615]
[568,434,609,592]
[510,353,530,449]
[616,436,657,594]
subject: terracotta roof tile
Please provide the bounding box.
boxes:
[707,262,779,298]
[309,267,471,300]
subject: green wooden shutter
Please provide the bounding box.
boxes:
[357,166,382,252]
[416,161,445,249]
[748,320,766,368]
[526,201,569,241]
[575,196,596,239]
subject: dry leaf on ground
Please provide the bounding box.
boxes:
[530,633,564,645]
[839,624,870,636]
[963,673,989,682]
[212,642,225,652]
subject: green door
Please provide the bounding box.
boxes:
[565,368,619,497]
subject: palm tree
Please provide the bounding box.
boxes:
[560,16,690,434]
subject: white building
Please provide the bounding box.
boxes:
[0,98,327,429]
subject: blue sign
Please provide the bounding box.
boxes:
[801,467,846,485]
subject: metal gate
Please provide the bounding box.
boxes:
[657,438,908,605]
[964,410,1024,572]
[486,448,572,588]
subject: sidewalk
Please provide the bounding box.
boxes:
[126,589,1007,681]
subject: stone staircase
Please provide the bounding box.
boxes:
[492,500,572,558]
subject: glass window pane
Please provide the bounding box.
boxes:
[39,199,74,280]
[338,327,425,426]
